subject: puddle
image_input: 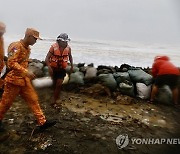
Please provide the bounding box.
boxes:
[62,94,176,129]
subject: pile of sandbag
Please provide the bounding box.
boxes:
[112,68,153,99]
[30,61,178,105]
[127,68,153,99]
[31,61,180,105]
[35,63,154,100]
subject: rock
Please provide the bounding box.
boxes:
[8,118,14,124]
[157,119,166,127]
[39,139,52,150]
[141,118,150,125]
[81,118,91,122]
[116,95,132,105]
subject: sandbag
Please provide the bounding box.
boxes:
[85,67,97,79]
[156,85,173,104]
[32,77,53,88]
[119,80,135,97]
[98,73,117,91]
[113,72,131,84]
[28,66,44,77]
[128,68,152,86]
[32,74,69,88]
[63,74,70,84]
[29,62,44,69]
[136,83,152,99]
[65,65,79,73]
[69,72,84,85]
[42,66,49,76]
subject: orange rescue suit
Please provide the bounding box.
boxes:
[0,37,5,72]
[0,40,46,125]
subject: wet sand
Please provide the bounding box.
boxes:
[0,87,180,154]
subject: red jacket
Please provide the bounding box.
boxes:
[151,56,180,77]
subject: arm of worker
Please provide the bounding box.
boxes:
[7,46,28,76]
[0,37,5,68]
[68,47,73,74]
[45,46,53,77]
[151,63,158,78]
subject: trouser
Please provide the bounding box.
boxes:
[0,78,4,89]
[0,80,46,125]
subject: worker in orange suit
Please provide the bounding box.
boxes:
[0,28,56,132]
[0,21,6,89]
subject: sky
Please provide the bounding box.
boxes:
[0,0,180,44]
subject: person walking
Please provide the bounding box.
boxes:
[45,33,73,108]
[0,28,56,131]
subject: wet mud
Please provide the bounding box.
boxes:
[0,87,180,154]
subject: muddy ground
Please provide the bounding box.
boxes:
[0,86,180,154]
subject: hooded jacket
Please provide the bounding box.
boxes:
[151,56,180,77]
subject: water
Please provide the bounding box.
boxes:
[4,35,180,67]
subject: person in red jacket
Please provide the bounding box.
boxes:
[150,55,180,105]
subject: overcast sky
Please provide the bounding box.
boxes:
[0,0,180,44]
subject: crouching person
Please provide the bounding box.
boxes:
[150,55,180,105]
[0,28,56,132]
